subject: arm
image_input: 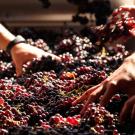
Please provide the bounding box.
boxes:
[73,6,135,123]
[0,24,15,50]
[73,50,135,123]
[0,24,60,76]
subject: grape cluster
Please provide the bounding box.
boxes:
[0,61,15,79]
[95,9,135,43]
[23,56,65,74]
[0,50,11,62]
[55,35,101,56]
[0,26,134,135]
[27,38,52,53]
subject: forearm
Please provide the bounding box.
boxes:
[0,24,15,50]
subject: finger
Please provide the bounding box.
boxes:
[131,104,135,123]
[43,52,61,61]
[100,80,117,106]
[72,78,109,106]
[120,101,130,123]
[80,93,98,115]
[81,86,104,115]
[120,96,135,123]
[81,98,91,116]
[16,64,23,77]
[72,83,101,106]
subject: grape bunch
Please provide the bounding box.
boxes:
[27,38,52,53]
[95,8,135,43]
[55,35,101,56]
[0,26,134,135]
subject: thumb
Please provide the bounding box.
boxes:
[15,64,23,77]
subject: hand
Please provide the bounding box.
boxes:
[11,43,61,76]
[72,53,135,122]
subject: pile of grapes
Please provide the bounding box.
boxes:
[95,8,135,44]
[1,11,135,134]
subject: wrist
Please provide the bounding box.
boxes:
[10,43,25,55]
[6,35,26,54]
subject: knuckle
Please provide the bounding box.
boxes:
[89,93,96,100]
[105,78,110,83]
[108,80,117,87]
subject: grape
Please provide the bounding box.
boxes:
[0,27,134,135]
[95,9,135,43]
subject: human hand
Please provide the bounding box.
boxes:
[72,53,135,122]
[11,43,61,76]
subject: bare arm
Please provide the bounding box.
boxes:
[0,24,60,76]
